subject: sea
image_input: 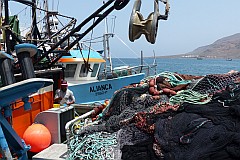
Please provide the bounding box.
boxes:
[112,58,240,76]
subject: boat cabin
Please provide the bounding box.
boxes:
[58,49,105,82]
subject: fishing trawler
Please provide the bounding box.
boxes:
[0,0,161,159]
[58,34,156,104]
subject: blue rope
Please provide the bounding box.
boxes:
[68,132,117,160]
[159,71,192,87]
[169,89,211,105]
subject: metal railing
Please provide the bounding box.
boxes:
[113,64,157,77]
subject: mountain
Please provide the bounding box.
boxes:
[164,33,240,59]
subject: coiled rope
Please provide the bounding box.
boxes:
[159,71,192,87]
[68,132,117,160]
[169,89,211,105]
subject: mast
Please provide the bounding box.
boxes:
[3,0,10,54]
[153,50,157,75]
[32,0,37,45]
[103,15,114,74]
[44,0,51,38]
[103,33,107,74]
[140,50,143,73]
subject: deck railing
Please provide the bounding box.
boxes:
[113,64,157,77]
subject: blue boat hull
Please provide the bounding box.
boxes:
[68,73,145,104]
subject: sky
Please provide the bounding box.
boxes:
[8,0,240,58]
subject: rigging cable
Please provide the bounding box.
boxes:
[86,17,95,72]
[77,18,97,73]
[82,35,104,42]
[15,6,28,15]
[114,34,157,74]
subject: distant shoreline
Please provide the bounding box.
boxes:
[146,55,240,60]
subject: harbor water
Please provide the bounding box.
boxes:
[112,58,240,76]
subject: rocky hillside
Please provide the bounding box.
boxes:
[162,33,240,59]
[183,33,240,59]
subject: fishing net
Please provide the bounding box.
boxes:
[67,86,163,160]
[117,125,151,150]
[191,72,240,94]
[67,71,240,160]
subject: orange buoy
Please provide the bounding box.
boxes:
[162,88,177,95]
[23,123,51,153]
[104,99,110,106]
[149,79,155,87]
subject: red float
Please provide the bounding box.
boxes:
[23,123,51,153]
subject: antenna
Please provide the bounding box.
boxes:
[153,50,157,75]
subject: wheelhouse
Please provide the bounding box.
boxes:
[58,49,105,81]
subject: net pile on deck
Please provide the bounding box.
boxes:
[68,71,240,160]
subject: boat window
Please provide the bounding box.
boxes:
[65,64,77,77]
[91,64,99,77]
[79,64,90,77]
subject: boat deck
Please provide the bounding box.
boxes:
[32,144,67,160]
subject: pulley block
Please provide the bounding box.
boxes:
[129,0,169,44]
